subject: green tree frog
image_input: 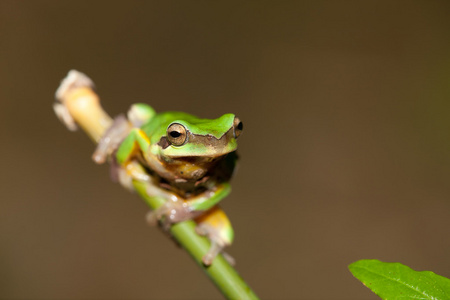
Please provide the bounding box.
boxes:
[93,103,243,265]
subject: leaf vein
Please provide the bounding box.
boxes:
[354,266,436,300]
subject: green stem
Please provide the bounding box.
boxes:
[133,181,259,300]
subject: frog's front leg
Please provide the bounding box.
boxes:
[92,103,155,165]
[109,127,152,189]
[92,114,131,164]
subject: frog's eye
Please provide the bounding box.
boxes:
[233,117,243,138]
[167,123,188,146]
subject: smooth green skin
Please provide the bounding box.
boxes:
[116,103,238,218]
[349,259,450,299]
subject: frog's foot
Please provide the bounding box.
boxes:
[127,103,156,128]
[146,200,203,231]
[92,114,131,164]
[54,70,94,131]
[196,224,234,266]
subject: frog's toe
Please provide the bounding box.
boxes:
[146,207,167,227]
[201,241,222,266]
[196,224,234,266]
[55,70,94,101]
[127,103,156,127]
[54,70,95,131]
[145,202,178,229]
[92,115,131,164]
[200,240,235,266]
[53,102,78,131]
[221,251,236,266]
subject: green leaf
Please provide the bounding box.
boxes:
[349,259,450,300]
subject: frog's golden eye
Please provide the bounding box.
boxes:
[167,123,188,146]
[233,117,243,138]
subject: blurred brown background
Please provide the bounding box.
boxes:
[1,1,450,299]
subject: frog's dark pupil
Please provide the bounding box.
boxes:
[237,122,243,131]
[170,131,181,138]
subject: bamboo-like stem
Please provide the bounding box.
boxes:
[54,70,259,300]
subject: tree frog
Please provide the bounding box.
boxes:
[93,103,243,265]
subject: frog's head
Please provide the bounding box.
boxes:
[156,113,243,159]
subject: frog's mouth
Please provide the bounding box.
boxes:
[173,155,225,164]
